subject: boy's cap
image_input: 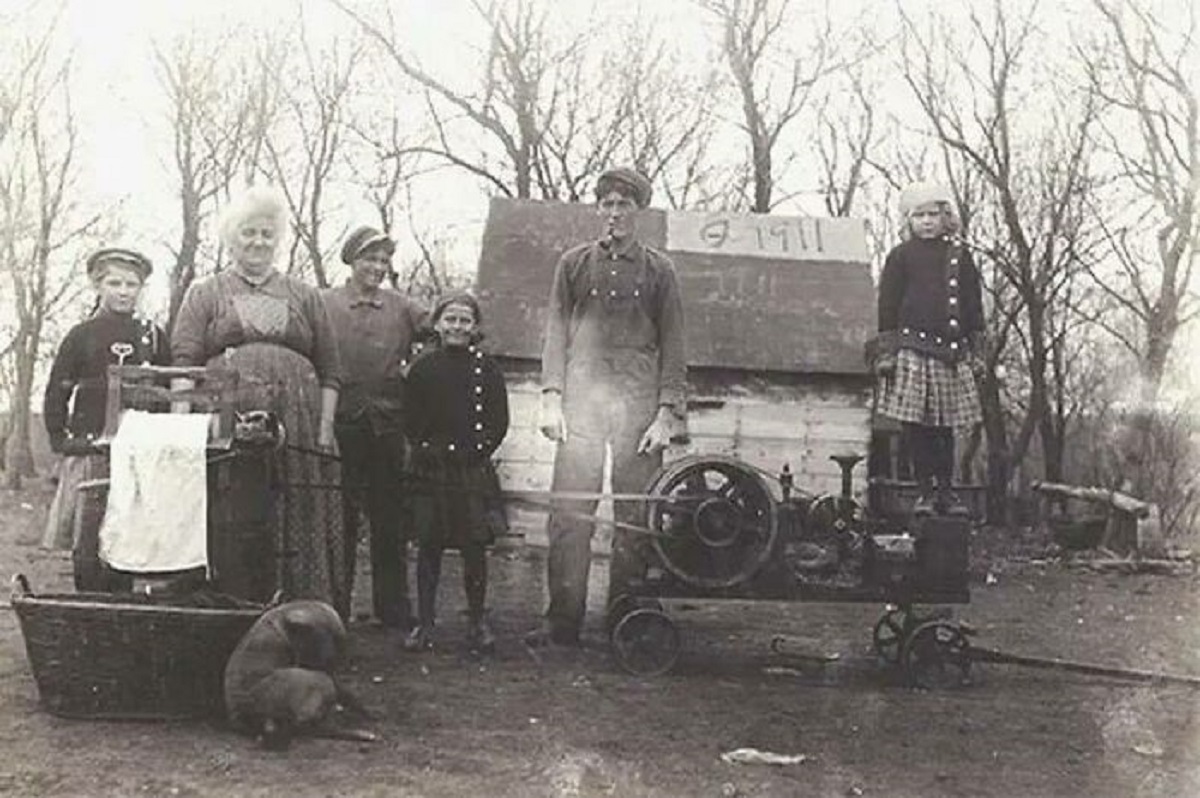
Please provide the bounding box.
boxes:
[87,248,152,281]
[595,167,652,208]
[341,226,396,265]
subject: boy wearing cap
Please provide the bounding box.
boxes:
[531,167,687,646]
[324,227,426,629]
[869,182,985,516]
[42,247,169,589]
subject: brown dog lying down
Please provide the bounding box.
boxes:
[224,600,377,749]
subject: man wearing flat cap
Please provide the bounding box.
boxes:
[530,166,687,646]
[324,226,426,629]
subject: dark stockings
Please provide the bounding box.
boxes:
[416,543,488,626]
[904,422,955,496]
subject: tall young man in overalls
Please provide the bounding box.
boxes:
[530,167,687,646]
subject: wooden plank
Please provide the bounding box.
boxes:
[477,196,875,374]
[666,210,869,263]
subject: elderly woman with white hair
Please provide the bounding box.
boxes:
[171,185,347,616]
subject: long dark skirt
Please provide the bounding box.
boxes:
[206,343,347,617]
[41,454,107,551]
[409,447,506,550]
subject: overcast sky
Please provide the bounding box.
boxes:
[8,0,1199,400]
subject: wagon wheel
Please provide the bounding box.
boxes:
[900,621,972,689]
[605,593,640,635]
[872,607,910,665]
[612,608,682,677]
[647,455,779,589]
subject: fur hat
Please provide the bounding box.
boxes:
[899,181,954,216]
[341,226,396,265]
[86,248,153,281]
[595,167,653,208]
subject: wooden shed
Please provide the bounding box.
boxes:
[475,197,876,544]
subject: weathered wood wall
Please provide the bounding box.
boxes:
[494,365,872,548]
[476,198,876,376]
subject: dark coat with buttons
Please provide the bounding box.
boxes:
[877,236,984,345]
[43,310,170,452]
[404,342,510,548]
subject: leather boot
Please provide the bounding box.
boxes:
[466,612,496,654]
[938,484,970,517]
[403,623,434,652]
[912,477,936,518]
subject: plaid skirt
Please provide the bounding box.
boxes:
[409,449,508,550]
[875,348,982,429]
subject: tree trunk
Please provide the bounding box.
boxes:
[4,336,39,488]
[1139,314,1172,405]
[1039,408,1064,485]
[169,205,201,333]
[977,369,1010,525]
[751,133,771,213]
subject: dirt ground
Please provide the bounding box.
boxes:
[2,482,1199,798]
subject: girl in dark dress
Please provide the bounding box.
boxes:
[403,293,509,653]
[42,248,169,590]
[871,182,985,517]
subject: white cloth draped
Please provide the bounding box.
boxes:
[99,410,210,573]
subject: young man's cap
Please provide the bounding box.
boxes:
[899,181,953,216]
[86,248,153,281]
[595,167,652,209]
[341,225,396,265]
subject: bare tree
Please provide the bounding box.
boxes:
[346,105,426,236]
[154,28,274,327]
[608,19,733,210]
[1082,0,1198,403]
[336,0,723,207]
[814,67,878,217]
[333,0,566,199]
[0,9,99,487]
[261,15,364,288]
[697,0,855,213]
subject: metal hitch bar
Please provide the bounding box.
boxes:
[967,645,1200,688]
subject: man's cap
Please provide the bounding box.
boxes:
[899,181,954,216]
[86,248,153,281]
[595,167,653,209]
[341,225,396,265]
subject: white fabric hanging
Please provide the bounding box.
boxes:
[99,410,210,573]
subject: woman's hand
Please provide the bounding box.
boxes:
[317,420,337,452]
[318,386,339,452]
[873,352,897,378]
[170,377,195,414]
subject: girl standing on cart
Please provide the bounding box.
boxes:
[171,186,346,615]
[870,182,984,517]
[42,248,170,590]
[403,293,509,654]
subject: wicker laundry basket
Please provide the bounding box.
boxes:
[10,575,264,720]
